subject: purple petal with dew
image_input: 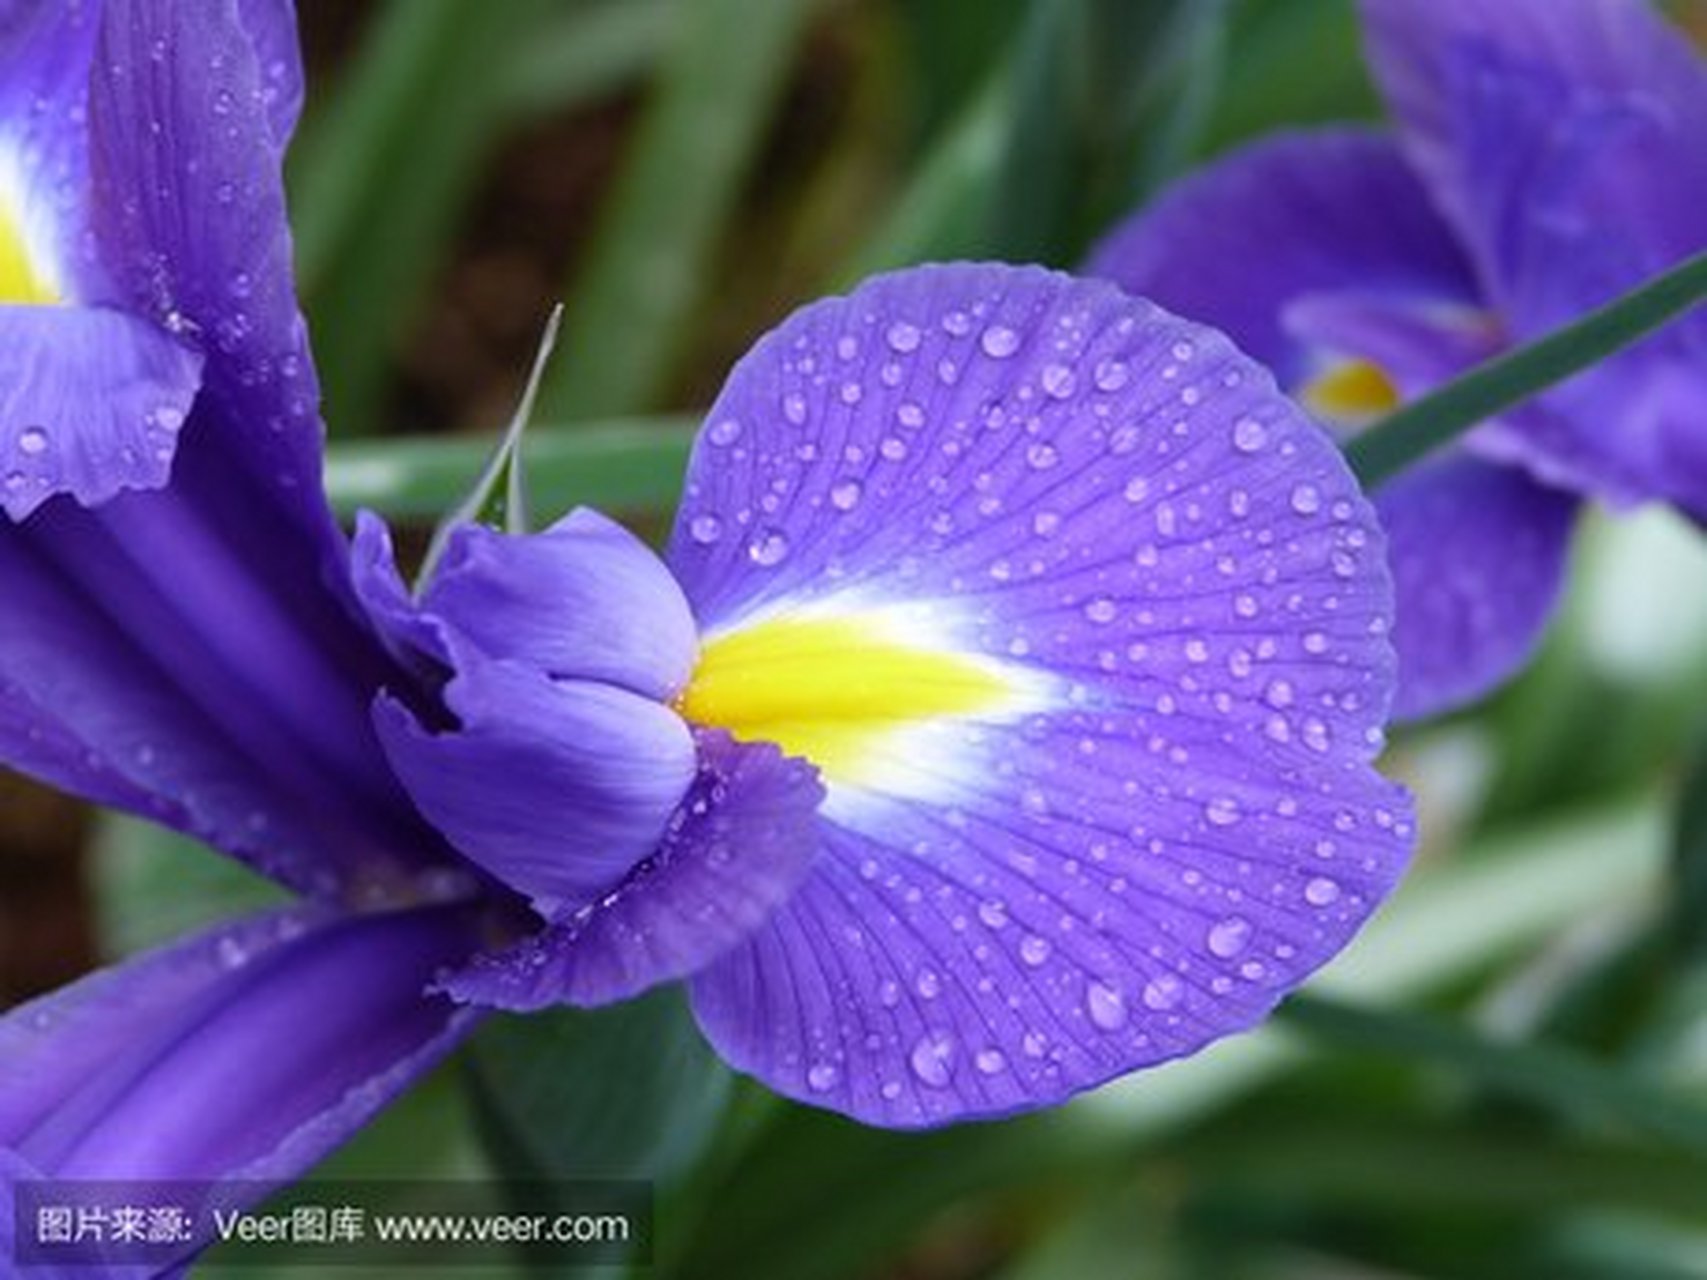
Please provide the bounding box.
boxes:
[442,730,825,1010]
[234,0,307,145]
[0,305,202,519]
[375,652,697,916]
[87,0,331,524]
[1085,128,1479,387]
[672,263,1413,1125]
[421,510,700,703]
[1377,454,1577,720]
[0,904,482,1185]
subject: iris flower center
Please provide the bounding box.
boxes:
[1299,358,1400,426]
[0,194,57,304]
[677,613,1022,787]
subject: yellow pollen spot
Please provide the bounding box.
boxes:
[677,614,1019,786]
[0,196,55,305]
[1300,358,1400,424]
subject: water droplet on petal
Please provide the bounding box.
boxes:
[830,480,863,511]
[748,530,790,566]
[18,427,48,455]
[806,1062,839,1092]
[909,1031,957,1087]
[980,325,1020,358]
[885,321,921,353]
[1207,916,1252,958]
[975,1048,1007,1075]
[1204,796,1242,827]
[1305,876,1342,906]
[689,514,723,545]
[1019,935,1051,967]
[1142,974,1183,1010]
[1290,483,1321,515]
[1083,597,1117,624]
[1232,418,1268,453]
[1086,979,1128,1030]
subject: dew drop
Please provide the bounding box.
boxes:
[975,1048,1008,1075]
[806,1062,840,1093]
[688,514,723,545]
[978,899,1010,929]
[909,1031,957,1087]
[748,530,790,566]
[1231,418,1268,453]
[1290,482,1321,515]
[1305,876,1342,906]
[1206,916,1252,958]
[1019,935,1051,967]
[1086,979,1129,1031]
[980,325,1020,358]
[830,480,863,511]
[17,427,48,456]
[915,968,942,999]
[1204,796,1242,827]
[707,418,742,446]
[1040,363,1076,398]
[1083,597,1117,625]
[895,402,925,429]
[1093,359,1129,392]
[886,321,921,353]
[1142,974,1183,1010]
[782,393,808,425]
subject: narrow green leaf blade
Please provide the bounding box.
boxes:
[1279,992,1707,1156]
[1347,248,1707,487]
[539,0,821,420]
[323,416,697,522]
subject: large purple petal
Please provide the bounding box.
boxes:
[1084,128,1480,387]
[374,653,697,915]
[0,904,481,1183]
[421,510,700,702]
[1377,454,1577,720]
[441,730,824,1010]
[668,264,1413,1125]
[0,305,202,519]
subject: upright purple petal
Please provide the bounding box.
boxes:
[668,264,1413,1125]
[1085,128,1479,387]
[1360,0,1707,513]
[441,730,825,1010]
[421,510,700,702]
[0,904,481,1184]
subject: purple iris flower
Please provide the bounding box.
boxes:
[1088,0,1707,719]
[0,0,1415,1251]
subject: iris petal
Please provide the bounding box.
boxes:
[667,263,1412,1125]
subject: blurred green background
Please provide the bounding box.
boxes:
[5,0,1707,1276]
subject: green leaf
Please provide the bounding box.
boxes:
[1347,248,1707,487]
[416,305,561,584]
[538,0,822,420]
[291,0,664,437]
[1278,993,1707,1157]
[323,416,697,523]
[1672,717,1707,960]
[465,987,732,1185]
[988,0,1231,265]
[90,814,287,959]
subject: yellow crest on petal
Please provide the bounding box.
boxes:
[0,190,57,305]
[678,612,1028,788]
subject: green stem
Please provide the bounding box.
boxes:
[1346,248,1707,487]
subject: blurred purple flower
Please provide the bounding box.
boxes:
[1088,0,1707,718]
[0,0,1415,1251]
